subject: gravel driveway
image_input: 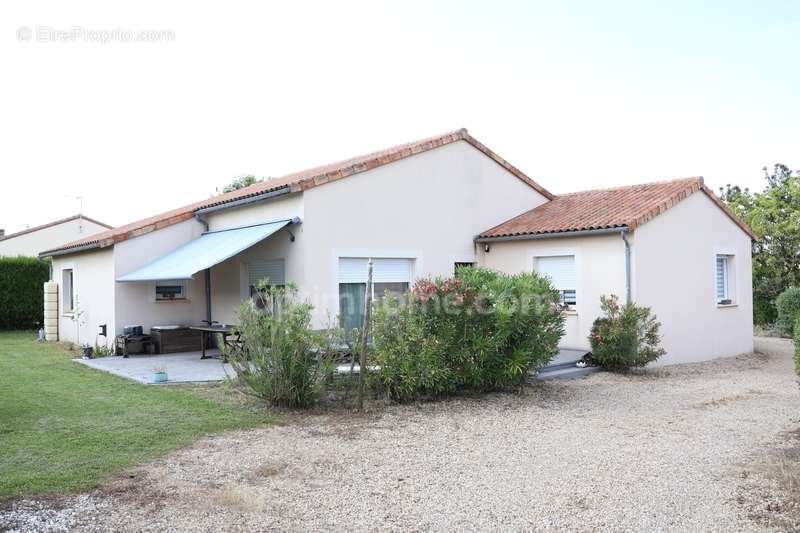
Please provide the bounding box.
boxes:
[3,337,799,532]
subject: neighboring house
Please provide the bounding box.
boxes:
[0,214,112,258]
[40,129,754,365]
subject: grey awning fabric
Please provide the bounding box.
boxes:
[116,219,292,282]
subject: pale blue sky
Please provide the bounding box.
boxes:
[1,0,798,231]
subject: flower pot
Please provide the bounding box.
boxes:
[153,371,168,383]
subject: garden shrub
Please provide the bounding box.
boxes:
[0,257,50,329]
[371,298,458,402]
[223,282,335,408]
[371,267,565,401]
[776,287,800,337]
[794,316,800,375]
[589,294,665,371]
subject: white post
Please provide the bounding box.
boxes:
[358,259,373,411]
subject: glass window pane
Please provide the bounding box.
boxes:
[716,256,728,301]
[373,282,409,301]
[562,289,577,306]
[339,283,366,332]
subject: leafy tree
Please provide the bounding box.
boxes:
[720,164,800,323]
[220,174,261,194]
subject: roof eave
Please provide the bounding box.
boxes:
[40,240,108,258]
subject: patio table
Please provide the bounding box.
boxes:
[189,325,242,359]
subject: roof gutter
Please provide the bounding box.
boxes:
[194,187,292,216]
[475,226,627,243]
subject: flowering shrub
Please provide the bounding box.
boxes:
[371,267,565,401]
[589,294,665,371]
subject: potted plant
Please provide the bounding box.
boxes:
[152,366,168,383]
[81,344,94,359]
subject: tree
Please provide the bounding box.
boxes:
[220,175,261,194]
[720,164,800,324]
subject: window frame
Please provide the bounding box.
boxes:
[154,280,189,302]
[336,255,415,331]
[715,253,736,306]
[534,254,578,309]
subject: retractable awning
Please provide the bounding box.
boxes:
[116,219,295,282]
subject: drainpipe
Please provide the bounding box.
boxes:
[620,229,632,304]
[194,214,213,325]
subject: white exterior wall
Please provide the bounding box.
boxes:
[299,140,549,327]
[633,192,753,364]
[206,193,304,231]
[113,218,207,334]
[478,234,626,350]
[51,248,115,346]
[0,218,109,257]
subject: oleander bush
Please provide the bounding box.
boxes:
[371,267,565,402]
[223,282,335,408]
[0,256,50,329]
[776,287,800,337]
[589,294,665,371]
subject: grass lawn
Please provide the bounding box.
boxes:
[0,331,272,499]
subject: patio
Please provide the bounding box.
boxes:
[76,351,231,384]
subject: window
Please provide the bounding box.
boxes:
[716,254,734,304]
[62,269,74,313]
[338,258,412,331]
[536,255,577,306]
[155,280,187,301]
[247,259,286,309]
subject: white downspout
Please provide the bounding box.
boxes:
[621,229,632,304]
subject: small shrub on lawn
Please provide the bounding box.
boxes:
[224,282,335,408]
[776,287,800,337]
[794,317,800,375]
[371,267,565,402]
[589,294,665,371]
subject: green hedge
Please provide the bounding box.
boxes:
[776,287,800,337]
[794,317,800,375]
[0,257,50,329]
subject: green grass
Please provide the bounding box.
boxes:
[0,331,272,498]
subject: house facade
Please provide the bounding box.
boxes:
[477,178,755,364]
[0,214,111,257]
[41,129,754,365]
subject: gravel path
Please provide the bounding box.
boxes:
[3,337,798,532]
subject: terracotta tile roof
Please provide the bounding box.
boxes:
[0,214,112,242]
[41,128,552,257]
[478,176,756,240]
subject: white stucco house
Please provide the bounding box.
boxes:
[0,214,111,258]
[40,129,754,365]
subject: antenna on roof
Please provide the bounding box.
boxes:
[63,195,85,232]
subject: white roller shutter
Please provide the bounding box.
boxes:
[248,258,286,286]
[338,258,413,283]
[536,255,576,290]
